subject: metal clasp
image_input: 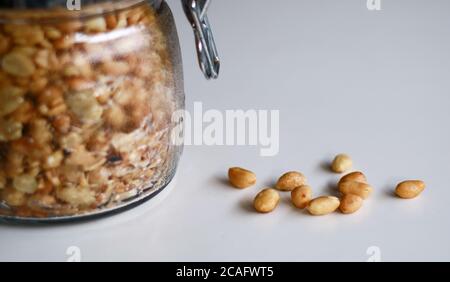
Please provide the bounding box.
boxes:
[182,0,220,79]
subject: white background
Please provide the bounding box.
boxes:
[1,0,450,261]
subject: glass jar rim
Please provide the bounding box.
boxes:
[0,0,162,9]
[0,0,162,23]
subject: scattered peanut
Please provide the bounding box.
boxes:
[276,171,307,191]
[338,171,367,185]
[307,196,340,215]
[339,181,373,199]
[291,185,312,209]
[339,194,363,214]
[395,180,425,199]
[254,188,280,213]
[331,154,352,173]
[228,167,256,189]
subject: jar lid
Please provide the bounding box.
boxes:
[0,0,160,9]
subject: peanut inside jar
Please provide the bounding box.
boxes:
[0,3,178,218]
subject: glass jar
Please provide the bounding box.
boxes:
[0,0,219,222]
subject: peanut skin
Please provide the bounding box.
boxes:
[275,171,307,191]
[254,188,280,213]
[228,167,256,189]
[339,194,363,214]
[339,181,373,199]
[331,154,352,173]
[291,185,312,209]
[395,180,425,199]
[307,196,340,215]
[338,171,367,185]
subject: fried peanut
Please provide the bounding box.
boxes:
[228,167,256,189]
[0,86,25,116]
[13,174,38,194]
[339,194,363,214]
[254,188,280,213]
[291,185,312,209]
[276,171,307,191]
[1,51,36,77]
[0,118,23,141]
[331,154,352,173]
[338,171,367,185]
[395,180,425,199]
[307,196,340,215]
[339,181,373,199]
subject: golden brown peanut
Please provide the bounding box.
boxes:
[104,104,127,131]
[56,21,83,33]
[43,26,62,40]
[13,174,38,194]
[0,34,11,55]
[0,118,23,141]
[84,17,107,33]
[44,151,64,169]
[307,196,340,215]
[101,60,130,75]
[53,34,75,50]
[291,185,312,209]
[253,188,280,213]
[105,14,118,29]
[0,86,25,117]
[339,181,373,199]
[338,171,367,185]
[29,77,48,93]
[12,46,37,57]
[66,90,103,123]
[331,154,352,173]
[228,167,256,189]
[275,171,307,191]
[1,187,26,206]
[7,25,44,46]
[56,185,96,207]
[0,171,6,190]
[395,180,425,199]
[66,77,95,91]
[9,101,34,123]
[339,194,363,214]
[1,51,36,77]
[52,114,71,134]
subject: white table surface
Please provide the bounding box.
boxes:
[1,0,450,262]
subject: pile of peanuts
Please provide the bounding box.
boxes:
[228,153,426,215]
[0,3,178,217]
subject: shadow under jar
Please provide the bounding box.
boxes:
[0,0,219,222]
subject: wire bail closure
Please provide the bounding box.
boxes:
[183,0,220,79]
